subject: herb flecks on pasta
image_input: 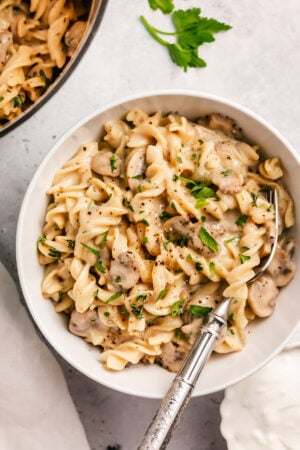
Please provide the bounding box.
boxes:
[37,110,296,372]
[0,0,90,125]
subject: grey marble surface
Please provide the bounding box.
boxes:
[0,0,300,449]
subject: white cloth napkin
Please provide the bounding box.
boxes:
[0,261,90,450]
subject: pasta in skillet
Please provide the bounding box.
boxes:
[37,110,296,372]
[0,0,90,125]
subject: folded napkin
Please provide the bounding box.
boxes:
[0,261,90,450]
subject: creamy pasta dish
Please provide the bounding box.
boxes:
[37,109,296,372]
[0,0,90,125]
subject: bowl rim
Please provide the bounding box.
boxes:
[16,89,300,397]
[0,0,108,137]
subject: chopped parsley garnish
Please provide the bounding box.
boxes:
[95,261,106,273]
[66,239,75,249]
[159,210,173,221]
[201,215,206,222]
[142,236,149,244]
[225,236,239,243]
[48,247,61,260]
[176,156,183,163]
[187,254,203,271]
[122,197,134,211]
[0,96,4,102]
[148,0,174,14]
[88,199,95,210]
[173,175,216,207]
[209,261,216,277]
[131,174,144,179]
[104,311,110,317]
[221,169,232,176]
[190,305,213,317]
[37,236,46,245]
[157,289,168,300]
[80,242,100,257]
[106,292,123,303]
[115,275,122,283]
[110,154,118,172]
[170,201,177,210]
[241,246,250,252]
[235,214,248,227]
[195,261,203,271]
[140,8,231,71]
[141,219,150,226]
[131,304,144,319]
[170,299,185,317]
[100,230,109,248]
[239,254,251,264]
[13,94,23,108]
[39,69,51,88]
[250,192,258,207]
[120,306,130,317]
[199,226,219,252]
[228,312,234,323]
[136,293,148,302]
[93,289,99,297]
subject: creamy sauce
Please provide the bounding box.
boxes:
[220,348,300,450]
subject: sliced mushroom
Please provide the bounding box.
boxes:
[0,31,12,74]
[247,275,278,317]
[64,21,86,56]
[109,252,140,290]
[208,113,243,139]
[69,309,101,337]
[91,150,122,177]
[155,341,188,372]
[126,147,146,191]
[267,238,296,287]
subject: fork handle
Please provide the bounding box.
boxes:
[138,308,227,450]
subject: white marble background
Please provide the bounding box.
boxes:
[0,0,299,449]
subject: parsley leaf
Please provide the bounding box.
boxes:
[170,299,185,317]
[140,8,231,71]
[80,242,100,257]
[110,154,118,172]
[131,304,144,319]
[157,289,168,301]
[13,94,23,108]
[239,254,251,264]
[100,230,109,248]
[39,69,51,88]
[190,305,213,317]
[199,227,219,252]
[209,261,215,277]
[66,239,75,249]
[148,0,174,14]
[95,261,106,273]
[106,292,123,303]
[159,210,173,221]
[48,247,61,260]
[235,214,248,227]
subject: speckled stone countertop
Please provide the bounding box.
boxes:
[1,1,299,449]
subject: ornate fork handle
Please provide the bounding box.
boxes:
[138,299,230,450]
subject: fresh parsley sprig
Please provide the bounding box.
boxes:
[148,0,174,14]
[140,8,231,71]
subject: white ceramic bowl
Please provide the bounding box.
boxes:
[16,91,300,399]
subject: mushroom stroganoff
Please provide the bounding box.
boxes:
[37,109,295,372]
[0,0,90,125]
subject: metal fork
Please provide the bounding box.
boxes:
[138,188,279,450]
